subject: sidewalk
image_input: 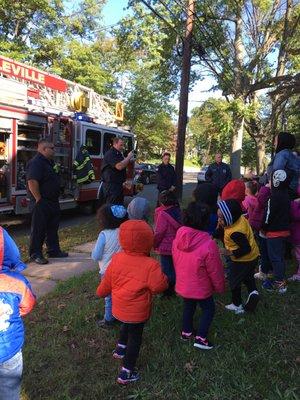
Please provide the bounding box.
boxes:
[23,242,97,298]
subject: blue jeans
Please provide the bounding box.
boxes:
[267,237,287,281]
[100,273,114,322]
[160,255,176,286]
[258,236,272,274]
[182,296,215,339]
[0,350,23,400]
[104,295,114,322]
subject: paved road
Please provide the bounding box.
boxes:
[0,172,198,237]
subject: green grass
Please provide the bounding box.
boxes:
[21,265,299,400]
[15,219,99,262]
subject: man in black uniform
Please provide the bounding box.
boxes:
[101,137,134,205]
[26,138,68,264]
[156,152,176,191]
[205,152,232,194]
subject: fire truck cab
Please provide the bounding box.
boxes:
[0,55,135,215]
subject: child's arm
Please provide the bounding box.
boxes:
[290,200,300,222]
[148,261,168,294]
[229,232,251,258]
[19,277,36,317]
[96,261,113,297]
[153,213,167,249]
[91,232,106,261]
[206,241,225,293]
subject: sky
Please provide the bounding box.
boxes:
[102,0,222,114]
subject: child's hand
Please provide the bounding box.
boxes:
[219,248,232,256]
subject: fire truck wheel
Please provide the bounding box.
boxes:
[79,201,95,215]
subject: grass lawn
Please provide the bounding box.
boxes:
[21,264,299,400]
[15,218,99,262]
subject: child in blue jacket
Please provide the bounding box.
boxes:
[0,227,36,400]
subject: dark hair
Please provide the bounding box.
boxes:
[183,201,210,230]
[245,180,258,196]
[159,190,178,206]
[193,183,218,211]
[38,137,52,145]
[162,152,171,158]
[96,204,128,231]
[113,137,124,145]
[275,132,296,153]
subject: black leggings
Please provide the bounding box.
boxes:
[118,322,145,370]
[229,259,258,306]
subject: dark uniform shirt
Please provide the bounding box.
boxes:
[101,147,126,184]
[26,153,60,202]
[205,162,232,192]
[156,163,176,192]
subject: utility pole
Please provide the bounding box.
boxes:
[175,0,195,200]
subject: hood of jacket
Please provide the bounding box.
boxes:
[221,179,245,204]
[0,227,27,273]
[119,220,154,254]
[218,199,242,226]
[127,197,150,220]
[175,226,211,252]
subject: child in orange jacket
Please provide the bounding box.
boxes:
[96,220,168,385]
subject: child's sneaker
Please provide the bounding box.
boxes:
[288,273,300,282]
[225,303,244,314]
[112,344,126,359]
[181,332,193,341]
[273,280,287,294]
[244,290,259,312]
[262,279,274,291]
[96,318,115,329]
[254,271,267,280]
[117,368,140,385]
[194,337,214,350]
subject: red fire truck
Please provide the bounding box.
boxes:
[0,55,136,215]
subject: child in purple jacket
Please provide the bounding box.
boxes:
[288,184,300,281]
[154,190,182,295]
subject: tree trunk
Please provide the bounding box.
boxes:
[231,6,245,178]
[255,135,266,175]
[203,135,212,166]
[230,116,244,178]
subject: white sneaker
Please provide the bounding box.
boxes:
[254,271,267,280]
[225,303,245,314]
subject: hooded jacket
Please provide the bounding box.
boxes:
[263,170,291,234]
[172,227,225,299]
[290,199,300,245]
[221,179,246,211]
[154,205,182,255]
[248,185,271,232]
[96,220,168,322]
[271,132,300,194]
[0,227,36,363]
[218,200,259,262]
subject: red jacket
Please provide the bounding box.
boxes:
[96,220,168,323]
[154,206,182,255]
[172,227,225,300]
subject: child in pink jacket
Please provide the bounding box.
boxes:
[172,202,225,350]
[154,190,181,295]
[288,184,300,281]
[242,181,259,222]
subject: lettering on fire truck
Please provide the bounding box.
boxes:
[0,56,67,91]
